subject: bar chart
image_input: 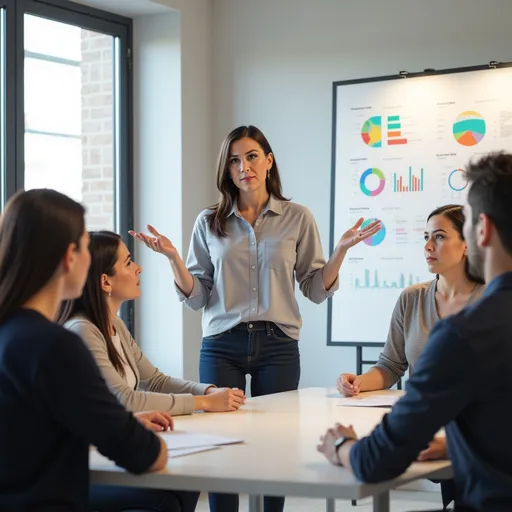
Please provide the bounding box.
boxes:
[387,115,408,145]
[353,268,422,290]
[393,166,424,192]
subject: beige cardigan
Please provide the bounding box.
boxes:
[65,315,211,416]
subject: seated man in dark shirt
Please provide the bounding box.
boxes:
[318,152,512,512]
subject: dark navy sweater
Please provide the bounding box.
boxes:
[350,272,512,511]
[0,309,161,511]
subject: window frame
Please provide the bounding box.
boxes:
[2,0,135,330]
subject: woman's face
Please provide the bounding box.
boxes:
[105,241,142,302]
[227,137,273,195]
[424,214,467,276]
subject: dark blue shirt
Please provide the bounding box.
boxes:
[0,309,161,511]
[350,272,512,512]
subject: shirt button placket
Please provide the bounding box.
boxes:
[249,224,259,318]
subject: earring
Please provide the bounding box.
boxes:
[108,291,111,297]
[267,169,271,179]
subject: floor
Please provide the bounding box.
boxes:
[195,490,443,511]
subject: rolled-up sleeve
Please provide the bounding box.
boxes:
[295,208,339,304]
[175,212,214,311]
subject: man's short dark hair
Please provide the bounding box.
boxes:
[465,152,512,254]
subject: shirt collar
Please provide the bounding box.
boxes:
[227,195,283,217]
[482,271,512,297]
[266,195,283,215]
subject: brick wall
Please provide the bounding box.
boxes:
[80,29,114,231]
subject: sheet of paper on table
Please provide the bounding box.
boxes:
[337,395,400,408]
[168,446,219,457]
[161,431,244,451]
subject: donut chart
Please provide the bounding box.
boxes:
[360,168,385,196]
[448,168,468,191]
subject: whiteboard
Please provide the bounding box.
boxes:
[328,65,512,345]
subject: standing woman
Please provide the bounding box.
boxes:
[131,125,381,512]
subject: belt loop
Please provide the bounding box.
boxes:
[266,322,271,337]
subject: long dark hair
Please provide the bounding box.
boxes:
[60,230,126,375]
[206,125,289,237]
[0,189,85,326]
[427,204,484,284]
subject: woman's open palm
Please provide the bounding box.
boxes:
[129,225,178,259]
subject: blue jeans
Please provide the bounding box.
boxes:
[89,485,199,511]
[199,321,301,512]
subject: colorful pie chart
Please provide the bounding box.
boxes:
[362,218,386,247]
[361,116,382,148]
[453,111,486,147]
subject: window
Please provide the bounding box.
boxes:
[24,15,118,230]
[1,0,134,325]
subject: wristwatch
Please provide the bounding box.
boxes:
[334,436,356,465]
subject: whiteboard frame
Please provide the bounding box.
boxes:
[327,62,512,347]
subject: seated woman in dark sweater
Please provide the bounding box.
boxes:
[0,189,197,512]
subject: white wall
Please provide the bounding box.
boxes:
[133,0,213,380]
[211,0,512,387]
[133,10,184,377]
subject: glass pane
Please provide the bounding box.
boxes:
[24,14,116,231]
[25,57,81,134]
[25,133,82,199]
[24,15,81,61]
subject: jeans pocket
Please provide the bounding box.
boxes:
[269,326,295,342]
[203,330,231,341]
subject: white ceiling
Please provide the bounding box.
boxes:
[72,0,169,17]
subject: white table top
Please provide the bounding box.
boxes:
[90,387,451,501]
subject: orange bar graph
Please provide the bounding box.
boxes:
[388,138,408,145]
[388,131,401,137]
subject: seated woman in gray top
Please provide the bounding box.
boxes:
[337,204,484,465]
[337,204,484,397]
[61,230,245,416]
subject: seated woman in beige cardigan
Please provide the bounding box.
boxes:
[61,230,245,416]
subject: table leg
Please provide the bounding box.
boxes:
[248,494,263,512]
[326,498,335,511]
[373,490,390,512]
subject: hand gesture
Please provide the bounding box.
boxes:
[336,373,361,397]
[203,388,246,412]
[417,437,447,461]
[336,218,382,253]
[317,423,358,466]
[129,225,178,260]
[135,410,174,432]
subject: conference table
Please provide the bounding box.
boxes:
[90,387,452,512]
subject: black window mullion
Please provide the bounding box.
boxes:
[2,0,17,204]
[117,29,134,331]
